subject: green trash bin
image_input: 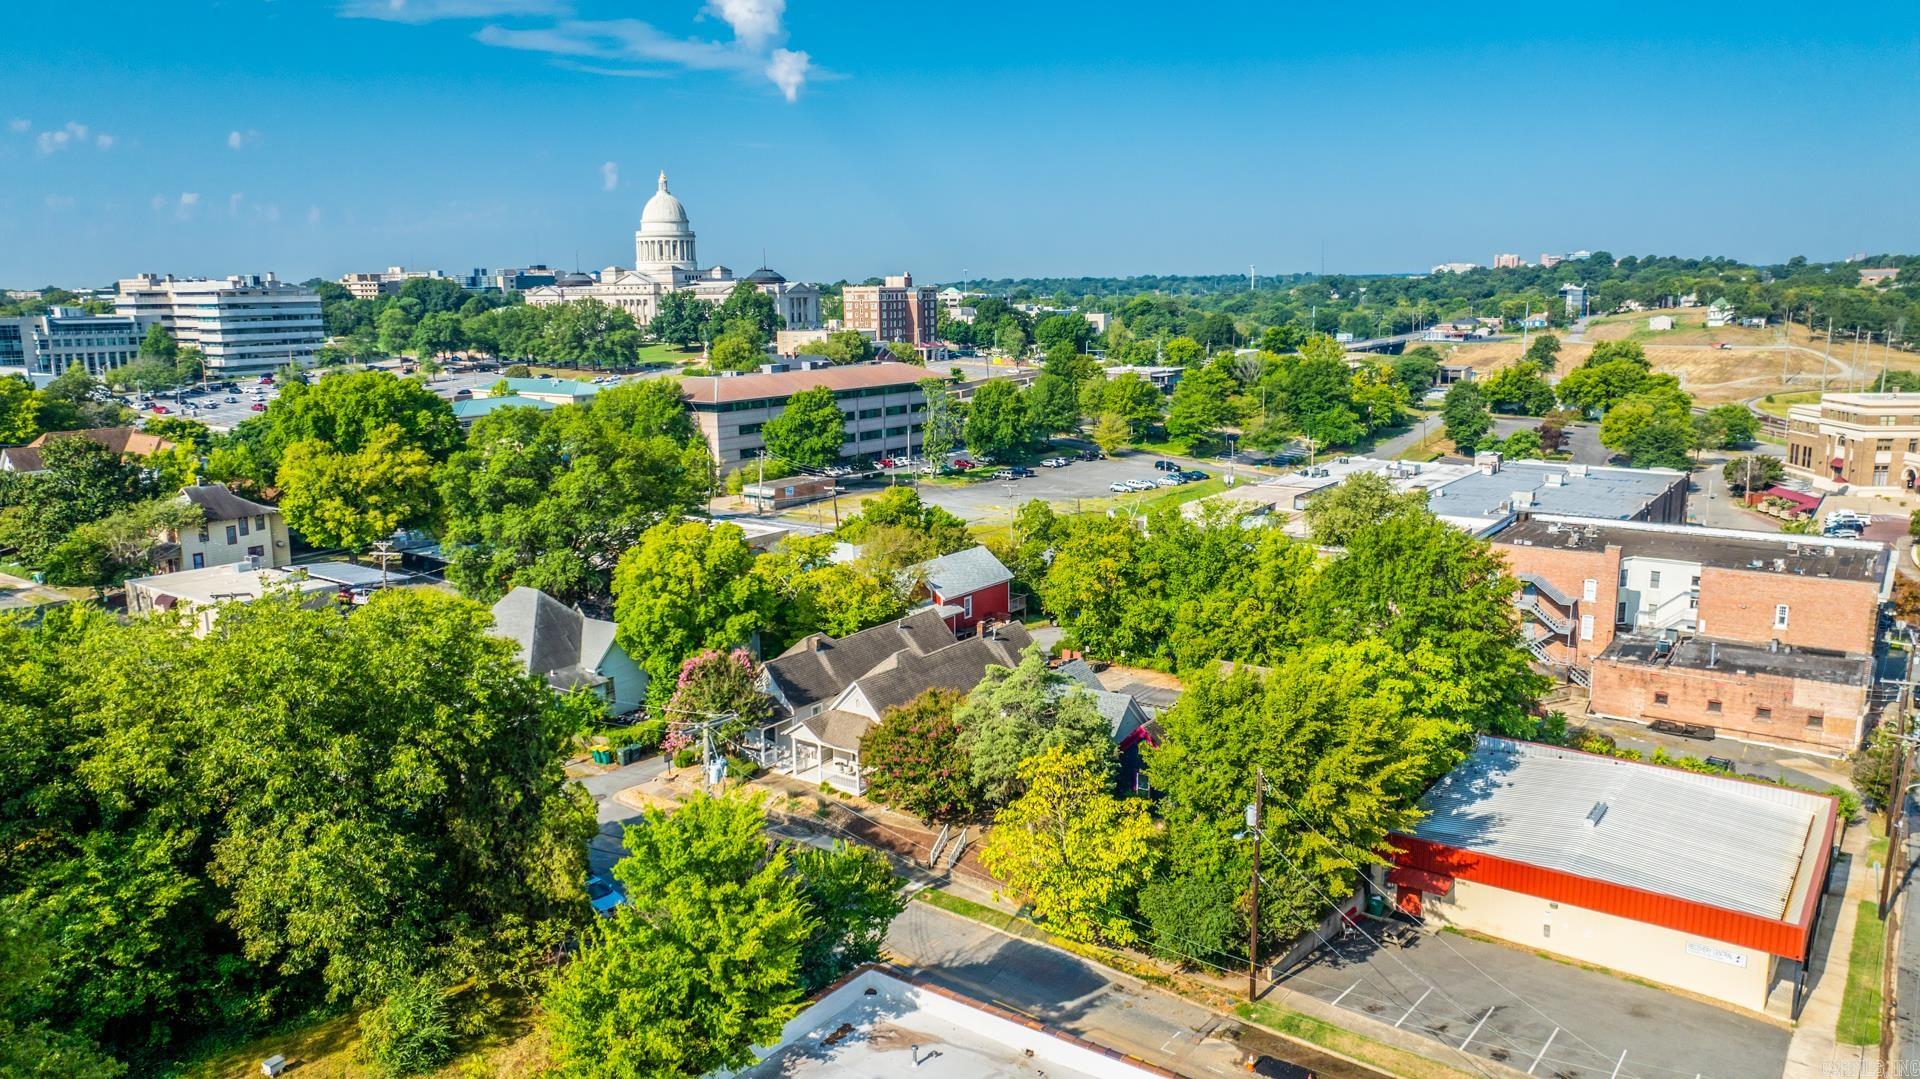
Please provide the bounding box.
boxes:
[617,745,643,765]
[589,747,615,766]
[1365,892,1388,918]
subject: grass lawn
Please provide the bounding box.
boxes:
[1867,816,1891,870]
[1755,390,1821,418]
[1080,477,1227,518]
[1837,899,1885,1046]
[1235,1001,1483,1079]
[169,989,547,1078]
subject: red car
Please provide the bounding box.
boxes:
[259,375,274,384]
[249,402,267,411]
[151,404,169,414]
[953,458,975,470]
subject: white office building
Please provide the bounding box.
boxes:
[116,273,323,375]
[0,307,142,383]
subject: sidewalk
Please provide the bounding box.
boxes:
[1785,820,1878,1078]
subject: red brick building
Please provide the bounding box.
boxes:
[1491,515,1891,755]
[841,273,938,348]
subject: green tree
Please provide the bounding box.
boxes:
[1164,362,1236,446]
[438,381,711,602]
[836,486,972,557]
[884,340,923,365]
[543,795,812,1079]
[1303,472,1427,547]
[612,520,774,691]
[1722,453,1785,494]
[42,498,204,589]
[358,977,455,1078]
[1599,390,1694,468]
[1092,372,1163,438]
[649,290,712,349]
[1441,379,1493,454]
[955,646,1114,808]
[138,324,178,363]
[761,385,845,468]
[709,331,763,373]
[1522,333,1562,372]
[1499,428,1544,460]
[1707,403,1759,447]
[409,311,464,361]
[257,370,460,469]
[713,280,784,348]
[1390,347,1442,395]
[980,746,1160,945]
[1026,372,1081,435]
[275,426,438,551]
[0,436,155,565]
[1162,336,1204,366]
[1091,411,1131,455]
[796,330,875,366]
[791,842,906,993]
[375,302,419,355]
[751,535,910,646]
[1482,364,1556,415]
[859,688,977,824]
[1556,360,1654,416]
[964,377,1030,456]
[543,299,642,369]
[917,377,964,462]
[1586,339,1650,368]
[0,375,41,445]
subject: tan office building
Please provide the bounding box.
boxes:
[1785,392,1920,492]
[841,273,938,347]
[681,360,929,465]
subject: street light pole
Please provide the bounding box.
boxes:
[1246,766,1265,1002]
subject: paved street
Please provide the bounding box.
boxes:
[1576,713,1850,790]
[887,900,1381,1078]
[573,756,667,882]
[1900,795,1920,1070]
[905,447,1243,524]
[1278,922,1790,1079]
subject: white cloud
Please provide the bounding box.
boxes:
[455,4,815,100]
[705,0,784,50]
[35,121,115,153]
[176,192,200,221]
[307,205,324,225]
[227,129,262,150]
[228,192,246,217]
[339,0,571,22]
[765,48,809,103]
[601,160,619,191]
[7,119,29,134]
[43,194,75,211]
[150,194,168,212]
[258,204,283,223]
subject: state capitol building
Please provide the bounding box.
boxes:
[523,171,822,331]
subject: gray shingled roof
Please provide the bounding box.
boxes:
[764,607,956,716]
[181,484,276,522]
[491,586,619,687]
[918,546,1011,601]
[852,624,1032,716]
[794,709,878,751]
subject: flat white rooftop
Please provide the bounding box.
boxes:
[729,967,1165,1078]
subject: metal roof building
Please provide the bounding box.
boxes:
[1390,737,1836,1016]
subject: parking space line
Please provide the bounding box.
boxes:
[1459,1007,1493,1052]
[1331,978,1362,1006]
[1527,1027,1558,1075]
[1609,1048,1628,1079]
[1393,987,1430,1029]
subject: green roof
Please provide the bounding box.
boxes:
[453,395,558,420]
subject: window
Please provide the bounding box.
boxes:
[248,545,264,558]
[1690,575,1700,589]
[1650,570,1662,587]
[1879,439,1894,452]
[962,595,973,620]
[1755,706,1772,722]
[1579,614,1594,641]
[1582,578,1597,602]
[237,516,250,537]
[1688,595,1698,610]
[1706,699,1722,714]
[737,422,762,435]
[1654,691,1669,706]
[191,552,204,569]
[1617,601,1627,624]
[198,526,209,542]
[1807,712,1824,729]
[225,525,238,544]
[1774,604,1790,630]
[254,514,265,531]
[1618,568,1627,586]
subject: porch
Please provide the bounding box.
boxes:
[778,710,872,795]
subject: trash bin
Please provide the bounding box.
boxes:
[1365,892,1388,918]
[589,747,615,766]
[617,744,643,765]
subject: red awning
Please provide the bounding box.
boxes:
[1830,457,1845,469]
[1762,486,1821,513]
[1388,866,1454,895]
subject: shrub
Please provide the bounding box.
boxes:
[725,754,760,781]
[672,746,700,768]
[628,718,667,754]
[359,978,456,1078]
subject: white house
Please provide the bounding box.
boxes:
[157,484,292,573]
[1647,315,1675,332]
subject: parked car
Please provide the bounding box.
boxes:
[1158,474,1186,486]
[1154,459,1179,471]
[1109,481,1131,492]
[1008,466,1035,478]
[259,375,274,385]
[249,402,266,411]
[586,875,625,916]
[223,395,239,403]
[1126,478,1156,491]
[1180,469,1209,481]
[952,458,975,470]
[151,404,170,414]
[1042,457,1068,468]
[992,469,1015,480]
[1076,449,1103,462]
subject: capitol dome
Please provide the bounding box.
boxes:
[635,170,697,276]
[640,171,688,226]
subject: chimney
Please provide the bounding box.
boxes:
[1476,451,1502,475]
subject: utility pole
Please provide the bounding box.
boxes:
[1246,766,1265,1002]
[367,540,399,588]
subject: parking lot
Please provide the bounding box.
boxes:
[1277,923,1789,1079]
[134,379,281,431]
[901,449,1240,524]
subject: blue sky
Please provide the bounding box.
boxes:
[2,1,1916,286]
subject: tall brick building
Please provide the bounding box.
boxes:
[1492,514,1892,755]
[841,273,938,348]
[1785,391,1920,494]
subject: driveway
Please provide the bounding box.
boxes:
[573,756,667,880]
[1277,923,1789,1079]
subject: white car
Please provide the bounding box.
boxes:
[1126,478,1156,491]
[1041,457,1068,467]
[1109,481,1130,493]
[1158,474,1186,487]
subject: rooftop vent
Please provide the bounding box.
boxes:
[1585,801,1609,828]
[1543,472,1565,487]
[1568,463,1590,478]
